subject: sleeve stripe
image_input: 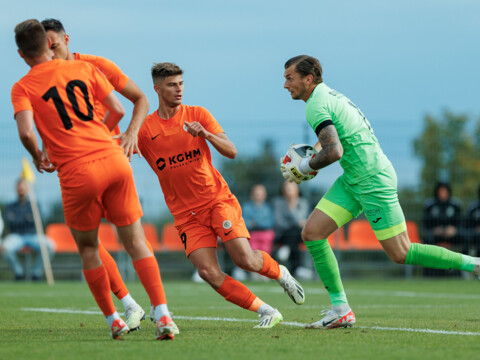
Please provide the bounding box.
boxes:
[315,120,334,136]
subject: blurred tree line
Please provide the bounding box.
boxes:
[413,110,480,204]
[220,140,285,204]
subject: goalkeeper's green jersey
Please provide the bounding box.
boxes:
[305,83,391,184]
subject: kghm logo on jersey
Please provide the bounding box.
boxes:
[156,148,201,171]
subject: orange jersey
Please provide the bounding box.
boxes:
[138,105,231,220]
[75,53,129,136]
[11,59,122,171]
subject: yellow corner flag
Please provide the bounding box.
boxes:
[21,157,35,183]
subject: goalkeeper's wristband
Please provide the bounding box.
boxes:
[299,156,315,175]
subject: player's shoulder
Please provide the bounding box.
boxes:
[75,53,118,69]
[60,58,98,72]
[75,52,106,65]
[182,104,209,114]
[139,111,158,135]
[423,198,437,209]
[449,197,463,209]
[467,200,480,213]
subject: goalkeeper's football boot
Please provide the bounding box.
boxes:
[277,265,305,305]
[124,304,145,331]
[306,308,356,329]
[110,318,130,340]
[156,315,175,340]
[254,309,283,329]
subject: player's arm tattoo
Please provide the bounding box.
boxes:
[309,124,343,170]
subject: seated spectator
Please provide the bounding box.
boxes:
[232,184,275,281]
[273,181,311,278]
[243,184,275,254]
[465,184,480,256]
[422,181,463,276]
[1,179,55,281]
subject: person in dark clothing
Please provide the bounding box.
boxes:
[422,181,463,276]
[465,184,480,256]
[1,179,55,280]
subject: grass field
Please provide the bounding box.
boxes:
[1,278,480,360]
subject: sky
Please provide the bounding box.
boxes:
[1,0,479,218]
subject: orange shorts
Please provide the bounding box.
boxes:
[59,153,143,231]
[174,194,250,257]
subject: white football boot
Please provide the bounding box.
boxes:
[306,308,356,329]
[124,304,145,331]
[253,309,283,329]
[277,265,305,305]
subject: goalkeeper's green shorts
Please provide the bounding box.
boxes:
[316,165,406,240]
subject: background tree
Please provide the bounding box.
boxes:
[413,110,480,203]
[220,140,284,203]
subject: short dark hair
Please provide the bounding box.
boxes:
[285,55,323,84]
[151,62,183,83]
[15,19,48,58]
[434,181,451,199]
[41,18,66,33]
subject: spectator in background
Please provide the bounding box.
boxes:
[422,181,463,276]
[273,181,311,279]
[243,184,275,254]
[233,184,276,281]
[423,181,463,249]
[2,179,55,281]
[465,184,480,256]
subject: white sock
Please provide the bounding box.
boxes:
[257,303,275,315]
[154,303,170,322]
[120,293,137,310]
[332,304,350,314]
[105,311,121,327]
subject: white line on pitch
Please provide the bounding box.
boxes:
[21,307,480,336]
[251,287,480,300]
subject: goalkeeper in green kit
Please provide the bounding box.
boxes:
[281,55,480,329]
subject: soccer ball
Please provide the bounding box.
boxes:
[282,144,318,181]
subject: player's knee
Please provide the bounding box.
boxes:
[388,251,407,264]
[302,225,319,242]
[233,254,257,271]
[197,266,221,283]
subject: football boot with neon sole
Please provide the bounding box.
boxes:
[253,309,283,329]
[124,304,145,331]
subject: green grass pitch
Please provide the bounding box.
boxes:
[1,279,480,360]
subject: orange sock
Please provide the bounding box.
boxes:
[133,256,167,307]
[83,265,116,316]
[216,275,260,311]
[258,251,281,280]
[98,242,129,300]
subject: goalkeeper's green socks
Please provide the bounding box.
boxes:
[405,243,476,271]
[305,240,348,308]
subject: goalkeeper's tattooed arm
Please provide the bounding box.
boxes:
[309,125,343,170]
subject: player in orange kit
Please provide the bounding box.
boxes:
[138,62,305,328]
[40,18,155,331]
[11,19,175,340]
